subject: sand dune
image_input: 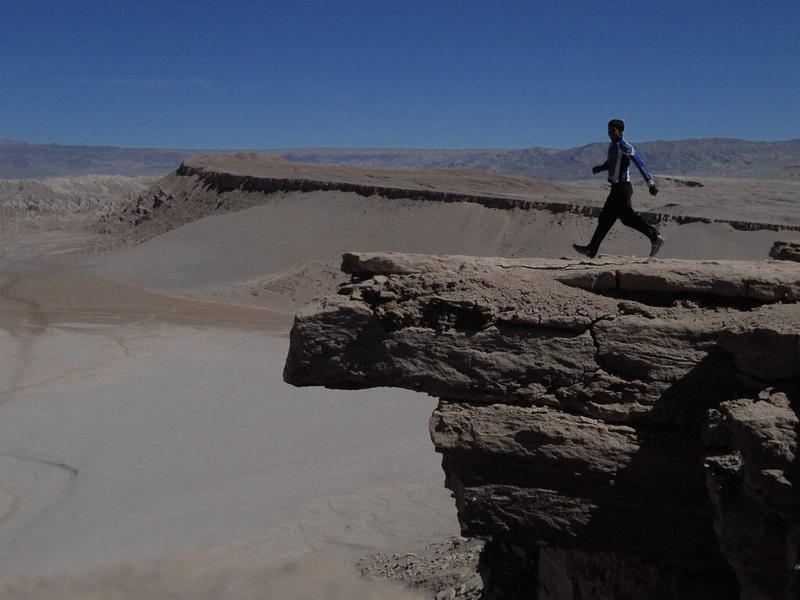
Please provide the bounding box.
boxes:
[86,187,796,312]
[79,155,800,312]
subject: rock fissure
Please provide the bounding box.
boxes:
[588,314,616,371]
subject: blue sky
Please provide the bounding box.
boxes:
[0,0,798,149]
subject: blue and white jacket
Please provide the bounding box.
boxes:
[598,139,655,185]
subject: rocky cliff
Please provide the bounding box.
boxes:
[0,175,154,230]
[284,252,800,599]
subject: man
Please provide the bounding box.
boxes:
[573,119,664,258]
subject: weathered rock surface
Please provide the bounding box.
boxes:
[771,240,800,262]
[0,175,154,230]
[284,252,800,599]
[704,390,800,600]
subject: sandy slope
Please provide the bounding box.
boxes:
[83,156,800,311]
[85,188,795,311]
[184,153,800,226]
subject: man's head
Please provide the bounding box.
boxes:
[607,119,625,141]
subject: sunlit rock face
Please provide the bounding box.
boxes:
[285,252,800,600]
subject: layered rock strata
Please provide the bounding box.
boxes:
[284,253,800,599]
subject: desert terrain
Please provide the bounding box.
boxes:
[0,157,798,597]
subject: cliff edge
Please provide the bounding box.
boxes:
[284,253,800,599]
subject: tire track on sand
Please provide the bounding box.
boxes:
[0,455,78,531]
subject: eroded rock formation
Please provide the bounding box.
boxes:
[771,240,800,262]
[284,252,800,599]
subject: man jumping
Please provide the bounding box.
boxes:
[573,119,664,258]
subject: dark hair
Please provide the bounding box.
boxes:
[608,119,625,132]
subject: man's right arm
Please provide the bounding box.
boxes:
[592,161,609,174]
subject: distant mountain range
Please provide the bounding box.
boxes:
[2,138,799,180]
[0,139,190,179]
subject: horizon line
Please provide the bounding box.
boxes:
[2,136,800,153]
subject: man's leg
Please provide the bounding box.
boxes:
[616,183,664,256]
[586,187,625,255]
[574,204,617,258]
[585,208,617,256]
[619,206,659,242]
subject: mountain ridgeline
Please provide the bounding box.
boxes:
[2,138,799,180]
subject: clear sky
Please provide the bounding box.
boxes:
[1,0,798,149]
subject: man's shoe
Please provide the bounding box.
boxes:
[573,243,596,258]
[649,235,665,257]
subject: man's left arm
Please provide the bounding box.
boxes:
[621,141,659,195]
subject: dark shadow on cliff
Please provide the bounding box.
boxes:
[566,350,745,599]
[788,389,800,599]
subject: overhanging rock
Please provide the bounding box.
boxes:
[284,252,800,599]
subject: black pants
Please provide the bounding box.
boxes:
[588,182,659,254]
